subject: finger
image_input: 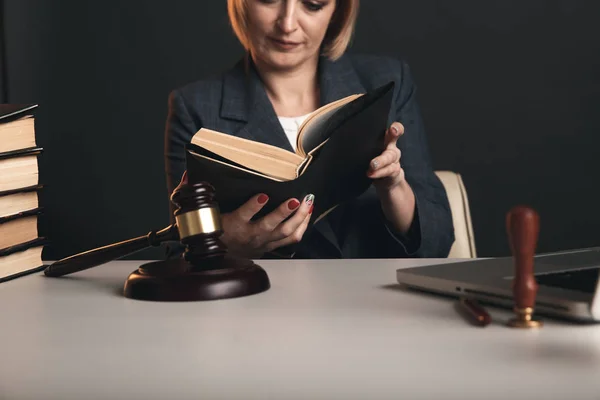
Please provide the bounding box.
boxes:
[255,196,303,233]
[370,148,400,171]
[384,122,404,146]
[268,194,314,242]
[172,170,189,194]
[386,136,401,152]
[368,161,402,179]
[234,193,270,222]
[265,209,312,252]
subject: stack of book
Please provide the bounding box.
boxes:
[0,104,45,283]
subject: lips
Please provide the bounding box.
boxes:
[269,37,301,48]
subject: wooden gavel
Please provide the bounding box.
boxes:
[506,205,543,328]
[43,181,271,302]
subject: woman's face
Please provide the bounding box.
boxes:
[245,0,337,71]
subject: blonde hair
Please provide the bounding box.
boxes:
[227,0,359,61]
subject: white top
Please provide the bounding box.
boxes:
[2,258,600,400]
[278,114,310,151]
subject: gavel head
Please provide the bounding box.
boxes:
[169,180,228,265]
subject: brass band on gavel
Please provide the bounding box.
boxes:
[175,206,222,239]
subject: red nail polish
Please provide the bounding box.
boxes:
[309,204,314,214]
[288,199,300,210]
[258,194,269,204]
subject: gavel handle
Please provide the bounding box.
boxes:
[44,225,179,277]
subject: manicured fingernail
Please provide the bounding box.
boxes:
[304,194,315,206]
[258,194,269,204]
[309,204,314,214]
[391,126,399,135]
[288,199,300,210]
[371,160,379,169]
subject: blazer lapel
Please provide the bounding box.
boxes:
[220,58,295,152]
[318,54,366,107]
[219,54,367,147]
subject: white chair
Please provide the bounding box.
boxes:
[435,171,477,258]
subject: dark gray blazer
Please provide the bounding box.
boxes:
[164,53,455,258]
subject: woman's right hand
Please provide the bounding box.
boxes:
[220,193,315,259]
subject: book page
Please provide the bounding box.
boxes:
[0,117,36,154]
[0,245,43,279]
[192,128,305,164]
[191,128,305,180]
[189,150,286,182]
[296,154,313,177]
[296,94,362,157]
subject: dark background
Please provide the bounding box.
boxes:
[2,0,599,260]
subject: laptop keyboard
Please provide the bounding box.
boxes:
[536,267,600,294]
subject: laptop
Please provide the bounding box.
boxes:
[396,247,600,322]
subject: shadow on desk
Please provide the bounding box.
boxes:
[50,274,125,298]
[380,283,460,302]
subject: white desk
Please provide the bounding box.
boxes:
[2,258,600,400]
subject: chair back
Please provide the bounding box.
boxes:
[435,171,477,258]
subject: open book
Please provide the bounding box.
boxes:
[186,81,394,224]
[190,93,362,181]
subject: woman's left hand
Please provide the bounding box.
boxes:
[367,121,406,191]
[367,121,417,235]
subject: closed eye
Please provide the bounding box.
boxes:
[303,1,326,12]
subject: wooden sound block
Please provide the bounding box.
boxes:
[123,254,270,301]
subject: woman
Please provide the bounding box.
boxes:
[164,0,454,259]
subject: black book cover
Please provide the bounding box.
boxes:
[0,207,43,225]
[0,104,38,123]
[0,207,42,257]
[185,81,394,225]
[0,265,46,283]
[0,184,43,197]
[0,146,43,160]
[0,237,46,257]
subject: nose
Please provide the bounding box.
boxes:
[277,2,298,33]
